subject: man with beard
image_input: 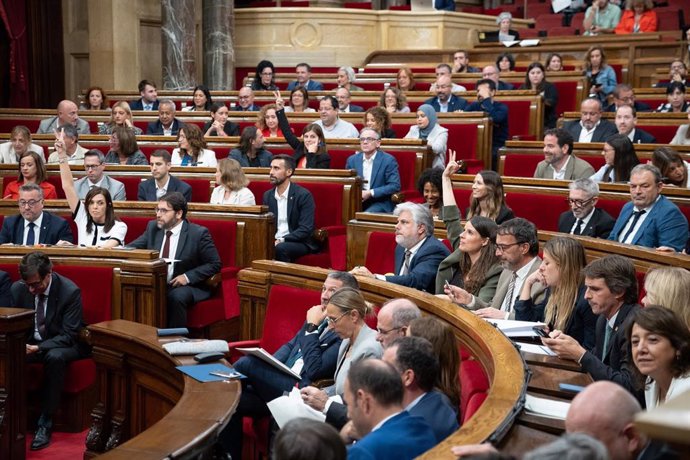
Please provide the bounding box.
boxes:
[424,75,468,113]
[451,50,480,74]
[534,128,595,180]
[128,191,221,327]
[564,98,617,143]
[262,154,318,262]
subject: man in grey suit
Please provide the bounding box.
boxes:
[563,98,617,143]
[73,150,126,201]
[474,218,546,319]
[37,100,91,135]
[534,129,595,180]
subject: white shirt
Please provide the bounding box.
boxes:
[626,129,636,143]
[362,151,377,192]
[578,120,601,143]
[618,196,658,244]
[0,142,44,164]
[73,200,127,247]
[274,182,291,239]
[23,213,44,245]
[210,186,255,206]
[405,393,426,412]
[162,124,174,136]
[550,156,571,180]
[33,278,52,341]
[156,176,171,199]
[171,148,218,167]
[569,207,596,234]
[161,220,184,282]
[370,411,402,433]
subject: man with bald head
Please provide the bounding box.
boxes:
[424,74,467,113]
[37,100,91,135]
[481,65,514,91]
[375,298,421,348]
[563,98,617,143]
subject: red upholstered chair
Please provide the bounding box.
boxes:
[505,192,570,231]
[501,153,542,177]
[364,231,398,275]
[552,80,578,117]
[183,177,213,203]
[635,124,681,144]
[112,176,145,201]
[460,359,489,423]
[120,216,151,245]
[500,100,533,140]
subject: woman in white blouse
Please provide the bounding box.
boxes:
[171,124,217,167]
[210,158,255,205]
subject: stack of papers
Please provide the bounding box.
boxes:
[267,388,344,428]
[524,394,571,420]
[163,339,229,355]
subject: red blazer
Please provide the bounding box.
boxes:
[615,10,657,34]
[4,180,58,200]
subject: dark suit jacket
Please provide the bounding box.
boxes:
[202,120,240,136]
[262,182,318,251]
[604,101,651,112]
[345,150,401,213]
[228,148,273,168]
[496,80,514,91]
[232,104,261,112]
[347,412,436,460]
[345,104,364,113]
[424,95,468,113]
[0,211,74,245]
[563,119,618,143]
[466,98,509,150]
[129,99,160,111]
[138,175,193,202]
[277,108,330,169]
[386,237,451,293]
[0,271,13,306]
[128,220,221,286]
[480,29,521,42]
[287,80,323,91]
[146,119,184,136]
[631,128,656,144]
[409,391,459,442]
[558,208,616,239]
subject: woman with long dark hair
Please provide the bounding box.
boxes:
[172,124,217,167]
[651,146,689,187]
[181,85,213,112]
[203,103,240,137]
[590,134,640,183]
[467,170,514,224]
[519,62,559,129]
[275,92,330,169]
[3,151,57,199]
[251,60,279,91]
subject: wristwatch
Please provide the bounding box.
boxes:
[305,322,318,333]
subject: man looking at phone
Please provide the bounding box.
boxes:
[582,0,621,36]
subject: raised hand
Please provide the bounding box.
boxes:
[273,90,285,110]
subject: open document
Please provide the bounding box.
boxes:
[235,347,301,380]
[524,394,571,420]
[268,388,343,428]
[484,319,546,338]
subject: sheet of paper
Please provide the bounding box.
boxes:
[485,319,546,337]
[517,342,556,356]
[267,388,328,428]
[235,347,301,380]
[551,0,571,13]
[519,39,541,47]
[501,40,519,47]
[163,339,229,355]
[524,394,571,420]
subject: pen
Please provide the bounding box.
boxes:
[210,371,235,379]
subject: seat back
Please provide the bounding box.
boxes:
[364,231,398,274]
[260,285,322,353]
[54,265,114,324]
[188,218,238,268]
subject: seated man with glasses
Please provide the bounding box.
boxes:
[0,183,73,245]
[604,84,651,113]
[73,149,126,201]
[232,86,261,112]
[346,128,401,213]
[558,178,615,239]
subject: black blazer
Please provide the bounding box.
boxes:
[129,99,160,111]
[631,128,656,144]
[202,120,240,136]
[262,182,318,251]
[563,119,618,143]
[424,95,468,113]
[0,211,74,245]
[0,270,13,306]
[558,208,616,239]
[128,220,221,286]
[464,205,514,225]
[146,119,184,136]
[520,81,559,128]
[138,175,193,202]
[276,108,330,169]
[604,101,651,113]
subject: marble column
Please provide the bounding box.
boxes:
[203,0,235,90]
[161,0,196,90]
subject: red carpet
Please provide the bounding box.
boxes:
[26,429,88,460]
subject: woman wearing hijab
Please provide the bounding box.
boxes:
[404,104,448,168]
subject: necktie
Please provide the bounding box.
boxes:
[620,210,647,243]
[602,323,614,361]
[36,294,46,339]
[161,230,173,259]
[401,250,412,275]
[26,222,36,246]
[91,224,99,246]
[573,219,583,235]
[503,271,518,312]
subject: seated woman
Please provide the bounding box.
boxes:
[4,151,57,199]
[256,103,281,137]
[545,53,564,72]
[417,167,443,219]
[364,106,396,139]
[103,126,148,165]
[519,62,559,129]
[467,170,514,224]
[396,67,416,92]
[481,12,521,42]
[670,111,690,146]
[98,101,143,135]
[171,124,217,167]
[337,66,363,92]
[55,136,126,247]
[404,104,448,169]
[515,236,597,351]
[228,126,273,167]
[627,306,690,409]
[203,102,240,137]
[496,52,516,75]
[181,85,213,112]
[655,82,689,113]
[590,134,640,183]
[379,87,410,114]
[643,267,690,330]
[651,146,689,187]
[0,125,44,164]
[283,87,316,113]
[615,0,657,34]
[250,60,278,91]
[80,86,109,111]
[275,94,330,169]
[210,158,255,205]
[584,46,617,105]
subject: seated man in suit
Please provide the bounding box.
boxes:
[375,298,421,348]
[344,359,436,460]
[314,95,359,139]
[37,100,91,135]
[129,79,159,111]
[474,218,545,319]
[46,124,87,165]
[466,79,509,169]
[351,202,450,293]
[13,252,90,450]
[287,62,324,91]
[534,128,596,180]
[138,150,192,202]
[74,149,126,201]
[345,128,401,213]
[558,178,615,239]
[219,271,358,459]
[424,75,468,113]
[480,65,513,90]
[146,99,183,136]
[564,98,617,143]
[263,154,319,262]
[608,164,688,252]
[335,87,364,113]
[0,183,73,245]
[383,336,459,442]
[233,86,261,112]
[128,192,221,327]
[604,84,651,113]
[615,105,656,144]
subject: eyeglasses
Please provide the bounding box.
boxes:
[18,199,42,208]
[84,164,103,170]
[359,137,379,143]
[23,276,47,289]
[567,197,594,208]
[155,208,174,214]
[238,96,251,100]
[376,326,402,335]
[495,242,524,252]
[326,311,349,325]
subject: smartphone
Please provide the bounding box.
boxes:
[532,326,550,338]
[444,280,451,290]
[559,383,585,393]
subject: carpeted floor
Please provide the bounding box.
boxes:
[26,429,88,460]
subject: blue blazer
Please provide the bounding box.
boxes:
[274,322,341,386]
[424,95,468,113]
[129,99,159,111]
[345,150,401,213]
[347,104,365,113]
[386,237,450,293]
[408,391,459,442]
[287,80,324,91]
[0,211,73,245]
[347,412,436,460]
[608,195,688,252]
[138,175,193,202]
[146,119,184,136]
[263,182,319,251]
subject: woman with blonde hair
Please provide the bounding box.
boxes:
[515,236,598,350]
[171,124,217,167]
[210,158,255,205]
[396,67,416,92]
[98,101,143,135]
[643,267,690,330]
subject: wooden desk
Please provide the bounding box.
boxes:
[528,366,592,400]
[0,308,34,460]
[84,320,239,459]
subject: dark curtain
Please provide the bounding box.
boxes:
[0,0,30,107]
[26,0,64,109]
